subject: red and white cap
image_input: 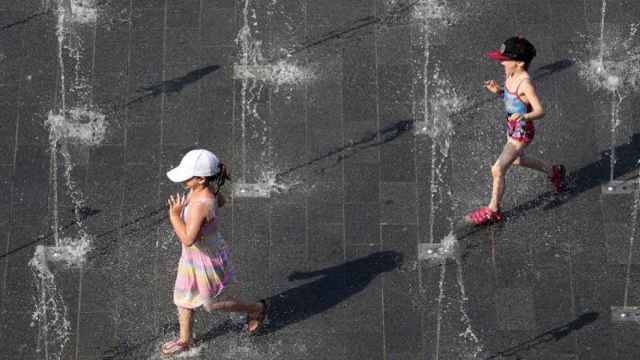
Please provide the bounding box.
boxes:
[166,149,220,183]
[486,36,536,63]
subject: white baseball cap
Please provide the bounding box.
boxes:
[166,149,220,183]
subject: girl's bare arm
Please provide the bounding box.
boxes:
[170,201,207,246]
[520,80,545,121]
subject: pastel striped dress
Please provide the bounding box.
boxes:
[173,196,235,310]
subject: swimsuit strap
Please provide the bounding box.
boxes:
[512,76,530,94]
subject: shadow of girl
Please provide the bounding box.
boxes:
[257,250,403,334]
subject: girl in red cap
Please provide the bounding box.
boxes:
[466,37,565,225]
[161,149,267,355]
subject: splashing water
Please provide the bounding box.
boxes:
[413,0,458,247]
[415,65,462,157]
[31,2,100,359]
[270,59,315,89]
[411,3,481,356]
[46,108,106,145]
[579,42,640,93]
[44,235,92,269]
[234,0,317,182]
[233,169,302,197]
[413,0,458,28]
[623,165,640,307]
[29,246,72,360]
[432,233,484,359]
[264,169,303,193]
[578,1,640,181]
[48,0,98,24]
[417,65,460,251]
[236,0,268,183]
[69,0,97,23]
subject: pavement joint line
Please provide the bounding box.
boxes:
[155,0,169,339]
[622,171,640,307]
[372,3,387,358]
[1,76,21,305]
[74,5,101,359]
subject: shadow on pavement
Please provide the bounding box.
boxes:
[257,251,403,334]
[288,0,422,57]
[276,59,574,180]
[485,312,599,359]
[102,321,183,360]
[126,65,221,107]
[505,133,640,221]
[0,9,50,31]
[0,207,101,259]
[453,135,639,257]
[102,252,402,358]
[276,119,416,180]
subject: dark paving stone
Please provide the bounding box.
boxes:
[76,311,117,359]
[380,182,417,224]
[166,0,199,29]
[344,163,380,202]
[0,166,13,226]
[0,311,40,359]
[345,202,379,245]
[494,287,537,331]
[201,6,236,47]
[125,121,162,165]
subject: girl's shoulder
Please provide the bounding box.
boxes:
[188,190,216,207]
[506,74,532,92]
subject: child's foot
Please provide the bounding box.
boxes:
[161,338,192,356]
[246,300,268,333]
[549,164,566,192]
[466,207,502,225]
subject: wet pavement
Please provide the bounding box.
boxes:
[1,0,640,359]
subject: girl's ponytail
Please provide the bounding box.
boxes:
[209,162,231,208]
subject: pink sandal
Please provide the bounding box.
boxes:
[161,338,193,356]
[466,207,502,225]
[549,164,566,192]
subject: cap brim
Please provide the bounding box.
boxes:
[166,166,192,183]
[486,50,513,61]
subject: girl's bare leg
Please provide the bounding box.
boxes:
[514,155,552,175]
[178,307,194,343]
[488,140,526,211]
[208,298,265,331]
[208,298,262,314]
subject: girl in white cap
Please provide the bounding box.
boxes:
[161,149,266,355]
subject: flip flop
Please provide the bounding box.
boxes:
[160,338,192,356]
[466,207,502,225]
[247,299,268,333]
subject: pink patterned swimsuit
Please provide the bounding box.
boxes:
[173,196,235,310]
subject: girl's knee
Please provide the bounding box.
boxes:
[491,164,505,177]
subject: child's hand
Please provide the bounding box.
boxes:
[167,193,187,217]
[508,113,524,122]
[484,80,501,94]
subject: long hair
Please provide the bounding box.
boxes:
[205,162,231,207]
